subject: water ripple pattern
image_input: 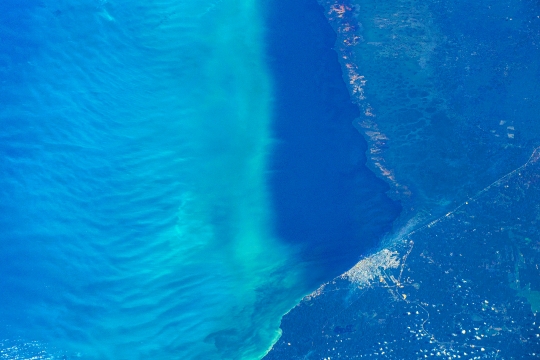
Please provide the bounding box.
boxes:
[0,0,300,359]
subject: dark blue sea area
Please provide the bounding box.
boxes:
[0,0,400,359]
[264,0,401,285]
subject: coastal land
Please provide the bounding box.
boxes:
[266,0,540,358]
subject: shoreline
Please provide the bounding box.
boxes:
[261,1,406,357]
[317,0,412,202]
[264,0,401,287]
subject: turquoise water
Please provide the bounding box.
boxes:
[0,0,399,358]
[2,1,296,358]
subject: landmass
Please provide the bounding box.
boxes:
[265,148,540,359]
[265,0,540,357]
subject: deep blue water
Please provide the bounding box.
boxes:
[264,0,401,284]
[0,0,399,359]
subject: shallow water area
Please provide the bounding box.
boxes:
[0,0,403,359]
[0,1,301,359]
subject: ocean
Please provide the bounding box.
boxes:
[0,0,399,359]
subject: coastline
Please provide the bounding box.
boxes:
[315,0,433,227]
[315,0,534,224]
[264,0,401,288]
[264,145,540,358]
